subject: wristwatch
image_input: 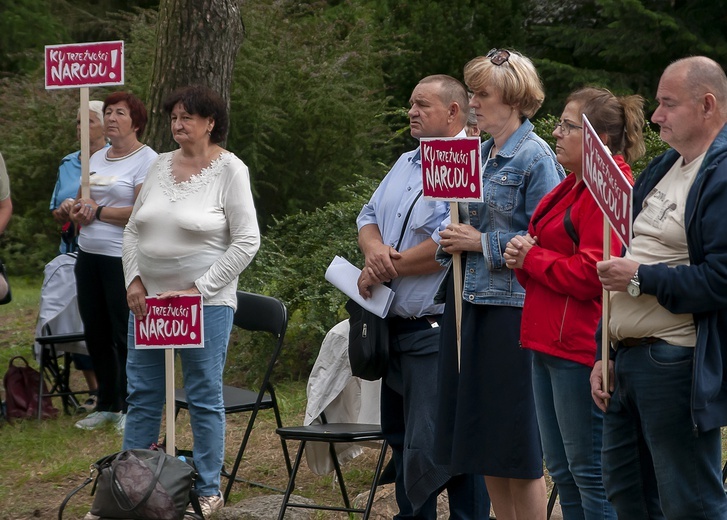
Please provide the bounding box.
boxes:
[627,268,641,298]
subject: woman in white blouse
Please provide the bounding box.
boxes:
[122,85,260,516]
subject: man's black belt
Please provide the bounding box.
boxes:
[619,336,660,348]
[388,315,442,335]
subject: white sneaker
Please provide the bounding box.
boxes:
[82,513,100,520]
[74,411,122,430]
[187,493,224,518]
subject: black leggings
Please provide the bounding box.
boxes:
[75,250,129,413]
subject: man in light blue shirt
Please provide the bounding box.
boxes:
[357,75,489,519]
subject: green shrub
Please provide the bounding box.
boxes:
[230,176,377,382]
[228,0,394,228]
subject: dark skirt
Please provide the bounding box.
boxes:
[434,272,543,478]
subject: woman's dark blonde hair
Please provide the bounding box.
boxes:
[566,87,646,163]
[464,50,545,119]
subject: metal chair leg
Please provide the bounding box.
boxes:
[329,441,352,509]
[277,440,306,520]
[362,440,388,520]
[223,408,260,502]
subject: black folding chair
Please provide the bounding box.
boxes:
[276,412,388,520]
[33,253,90,419]
[35,330,87,418]
[174,290,292,502]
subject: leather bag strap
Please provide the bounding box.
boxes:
[58,475,94,520]
[395,190,423,251]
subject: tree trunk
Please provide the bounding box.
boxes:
[145,0,244,152]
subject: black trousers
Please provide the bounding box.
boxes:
[75,250,129,413]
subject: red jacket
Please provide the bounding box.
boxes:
[516,156,633,366]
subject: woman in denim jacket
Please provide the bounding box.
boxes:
[434,49,564,520]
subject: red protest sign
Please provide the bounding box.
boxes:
[45,41,124,89]
[134,295,204,349]
[421,137,483,201]
[582,115,633,249]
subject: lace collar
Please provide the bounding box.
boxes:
[158,151,233,201]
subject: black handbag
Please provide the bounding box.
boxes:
[58,448,203,520]
[346,191,422,381]
[345,298,389,380]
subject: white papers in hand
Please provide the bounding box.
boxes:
[325,256,394,319]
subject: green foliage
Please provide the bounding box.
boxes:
[371,0,527,110]
[0,0,68,75]
[524,0,727,114]
[228,0,394,227]
[232,176,379,380]
[0,81,84,271]
[532,114,559,151]
[118,8,159,104]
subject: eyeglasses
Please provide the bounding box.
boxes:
[486,48,511,66]
[554,120,583,136]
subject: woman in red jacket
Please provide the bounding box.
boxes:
[504,87,644,520]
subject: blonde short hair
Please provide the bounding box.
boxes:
[464,50,545,119]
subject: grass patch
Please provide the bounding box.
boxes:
[0,276,387,519]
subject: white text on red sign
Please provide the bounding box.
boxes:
[45,41,124,89]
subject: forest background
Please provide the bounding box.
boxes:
[1,0,725,381]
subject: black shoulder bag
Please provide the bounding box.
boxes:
[347,191,422,381]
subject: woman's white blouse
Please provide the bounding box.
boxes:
[123,151,260,310]
[80,145,157,256]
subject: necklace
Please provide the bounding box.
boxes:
[106,142,144,160]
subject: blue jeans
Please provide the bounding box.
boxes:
[602,341,727,519]
[123,305,233,496]
[532,352,615,520]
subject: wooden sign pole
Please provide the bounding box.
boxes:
[79,87,91,199]
[450,202,463,371]
[165,349,175,454]
[601,216,611,401]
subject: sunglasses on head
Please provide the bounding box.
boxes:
[486,48,511,66]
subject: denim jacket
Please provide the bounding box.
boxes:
[436,119,564,307]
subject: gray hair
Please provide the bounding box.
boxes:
[78,100,105,124]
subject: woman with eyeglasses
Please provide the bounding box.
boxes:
[434,49,564,520]
[503,87,645,519]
